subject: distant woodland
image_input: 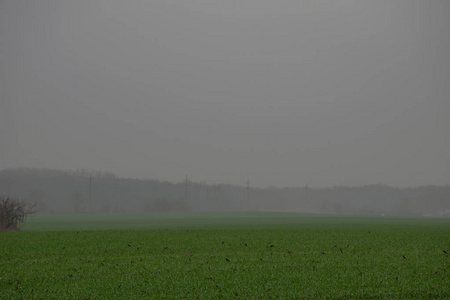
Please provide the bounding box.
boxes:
[0,168,449,217]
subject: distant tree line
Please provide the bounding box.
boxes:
[0,168,449,217]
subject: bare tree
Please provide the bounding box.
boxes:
[0,197,36,231]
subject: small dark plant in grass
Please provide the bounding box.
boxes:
[0,196,36,231]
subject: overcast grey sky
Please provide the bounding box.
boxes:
[1,0,449,187]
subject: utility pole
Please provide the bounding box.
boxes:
[7,172,11,197]
[88,174,92,213]
[305,184,308,203]
[184,175,188,202]
[246,178,250,202]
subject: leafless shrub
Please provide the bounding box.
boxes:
[0,197,36,231]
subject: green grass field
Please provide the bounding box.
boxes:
[1,212,449,299]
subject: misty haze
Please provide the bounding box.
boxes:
[1,0,449,212]
[2,2,450,299]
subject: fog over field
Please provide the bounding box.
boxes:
[1,0,449,188]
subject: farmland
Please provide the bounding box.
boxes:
[1,212,449,298]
